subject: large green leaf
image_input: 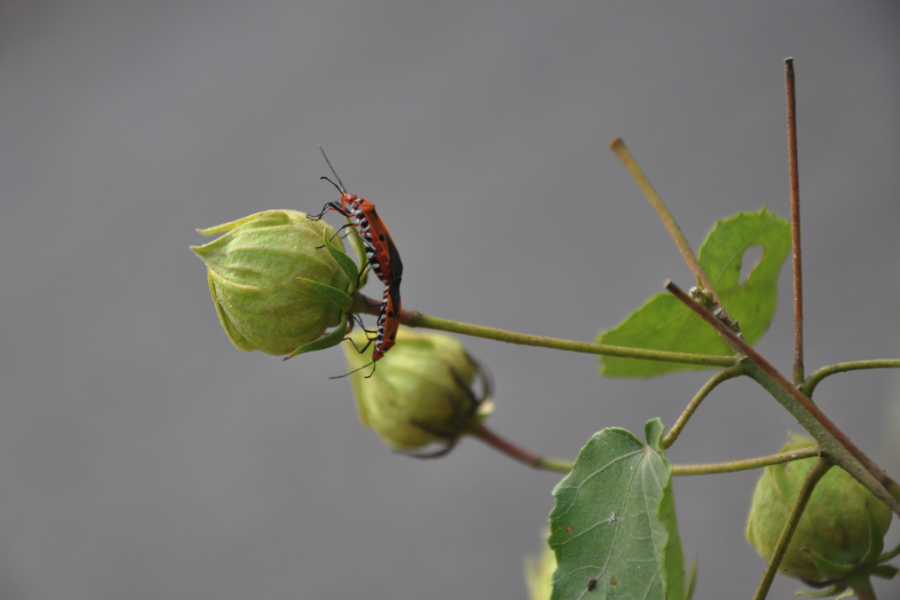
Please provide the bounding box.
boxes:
[598,207,791,378]
[549,419,685,600]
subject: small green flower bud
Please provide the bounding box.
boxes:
[192,210,356,356]
[746,435,892,584]
[342,328,493,453]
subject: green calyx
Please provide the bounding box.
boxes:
[342,328,493,453]
[746,435,893,588]
[191,210,358,357]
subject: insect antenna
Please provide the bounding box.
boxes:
[318,145,347,193]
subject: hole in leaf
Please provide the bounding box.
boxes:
[739,245,764,286]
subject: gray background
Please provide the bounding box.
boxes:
[1,1,899,599]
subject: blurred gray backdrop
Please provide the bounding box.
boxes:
[1,1,899,599]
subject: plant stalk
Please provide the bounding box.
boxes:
[609,137,718,302]
[785,58,805,384]
[845,570,878,600]
[801,359,900,398]
[663,364,743,449]
[352,294,738,368]
[665,280,900,513]
[672,446,819,476]
[472,424,573,473]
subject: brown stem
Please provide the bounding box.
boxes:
[472,424,573,473]
[785,58,805,384]
[665,280,900,512]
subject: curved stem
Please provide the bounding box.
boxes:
[672,446,819,476]
[663,364,743,449]
[609,138,717,301]
[752,457,832,600]
[472,424,573,473]
[801,359,900,398]
[352,294,738,368]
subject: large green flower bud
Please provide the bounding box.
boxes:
[192,210,360,357]
[746,435,892,584]
[342,328,493,453]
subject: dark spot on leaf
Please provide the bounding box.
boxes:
[610,576,618,588]
[565,525,573,535]
[587,578,597,591]
[665,511,670,519]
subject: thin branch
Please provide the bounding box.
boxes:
[472,424,573,473]
[609,137,718,302]
[672,446,819,476]
[752,457,832,600]
[801,359,900,398]
[665,280,900,513]
[663,364,743,449]
[352,294,738,368]
[785,58,805,384]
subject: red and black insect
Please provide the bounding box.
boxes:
[310,147,403,378]
[373,277,401,361]
[309,146,403,287]
[331,278,401,379]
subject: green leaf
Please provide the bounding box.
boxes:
[548,418,685,600]
[297,278,354,313]
[323,230,359,290]
[285,312,348,359]
[598,207,791,378]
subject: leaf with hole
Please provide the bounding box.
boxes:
[548,419,685,600]
[597,207,791,378]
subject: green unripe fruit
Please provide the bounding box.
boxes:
[343,328,493,453]
[746,435,891,584]
[192,210,354,356]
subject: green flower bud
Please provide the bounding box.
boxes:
[192,210,358,357]
[746,435,892,584]
[342,328,493,453]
